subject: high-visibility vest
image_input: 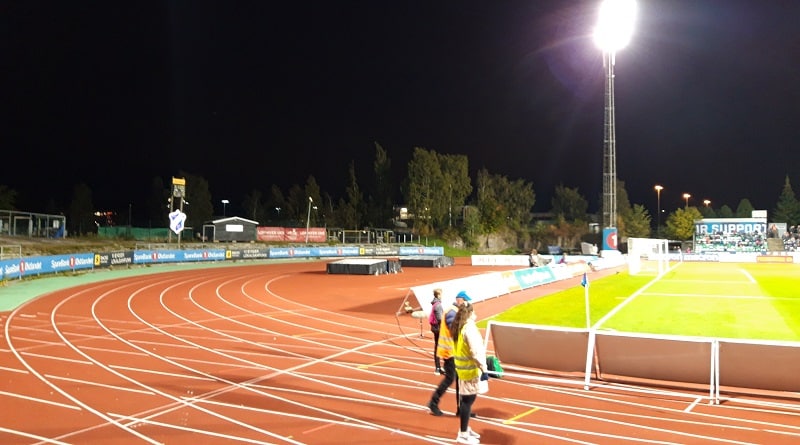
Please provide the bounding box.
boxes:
[436,305,459,359]
[454,324,481,381]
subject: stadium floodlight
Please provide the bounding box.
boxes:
[594,0,637,234]
[221,199,229,217]
[654,185,663,236]
[683,193,691,208]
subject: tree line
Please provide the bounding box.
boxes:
[2,145,799,250]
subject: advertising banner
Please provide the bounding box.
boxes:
[0,253,95,279]
[257,227,327,243]
[93,251,134,268]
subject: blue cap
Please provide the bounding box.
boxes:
[456,291,471,301]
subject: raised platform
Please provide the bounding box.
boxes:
[399,255,454,268]
[326,258,401,275]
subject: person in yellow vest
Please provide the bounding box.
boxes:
[452,301,487,444]
[426,290,471,416]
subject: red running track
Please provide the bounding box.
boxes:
[1,259,799,444]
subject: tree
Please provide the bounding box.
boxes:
[404,147,440,235]
[475,168,505,233]
[717,205,734,218]
[0,185,18,210]
[551,184,587,222]
[367,142,394,228]
[773,175,800,225]
[180,172,213,237]
[437,153,472,231]
[735,198,755,218]
[615,179,633,236]
[698,205,716,218]
[340,161,363,230]
[242,189,265,223]
[475,168,534,233]
[68,183,94,236]
[304,175,323,226]
[286,184,305,225]
[267,184,286,222]
[145,177,168,228]
[664,207,702,240]
[625,204,652,238]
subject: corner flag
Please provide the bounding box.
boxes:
[580,272,589,288]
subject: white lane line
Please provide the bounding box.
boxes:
[108,364,217,382]
[685,397,702,413]
[21,351,93,365]
[0,426,72,445]
[97,275,443,444]
[7,277,187,445]
[0,364,28,373]
[107,413,282,445]
[45,374,155,395]
[186,397,379,430]
[0,390,80,410]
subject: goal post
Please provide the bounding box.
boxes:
[627,238,669,276]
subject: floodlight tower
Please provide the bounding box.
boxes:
[594,0,636,231]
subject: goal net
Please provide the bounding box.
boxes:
[627,238,669,276]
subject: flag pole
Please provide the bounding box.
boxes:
[581,272,590,329]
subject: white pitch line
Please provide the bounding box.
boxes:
[739,269,757,284]
[639,292,784,300]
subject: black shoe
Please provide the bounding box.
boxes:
[428,400,443,416]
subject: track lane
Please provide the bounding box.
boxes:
[1,260,799,444]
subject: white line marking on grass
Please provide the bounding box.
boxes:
[593,263,678,329]
[641,292,782,300]
[739,269,756,284]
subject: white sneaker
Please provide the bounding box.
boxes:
[456,432,480,444]
[467,427,481,439]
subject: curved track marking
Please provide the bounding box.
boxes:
[2,261,799,444]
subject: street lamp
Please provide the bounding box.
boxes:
[703,199,711,207]
[682,193,691,208]
[594,0,637,231]
[654,185,663,236]
[221,199,229,217]
[305,197,313,243]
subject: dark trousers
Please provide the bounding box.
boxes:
[459,394,477,431]
[432,328,441,370]
[430,357,458,409]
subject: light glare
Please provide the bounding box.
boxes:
[594,0,637,52]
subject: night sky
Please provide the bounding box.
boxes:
[3,1,799,220]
